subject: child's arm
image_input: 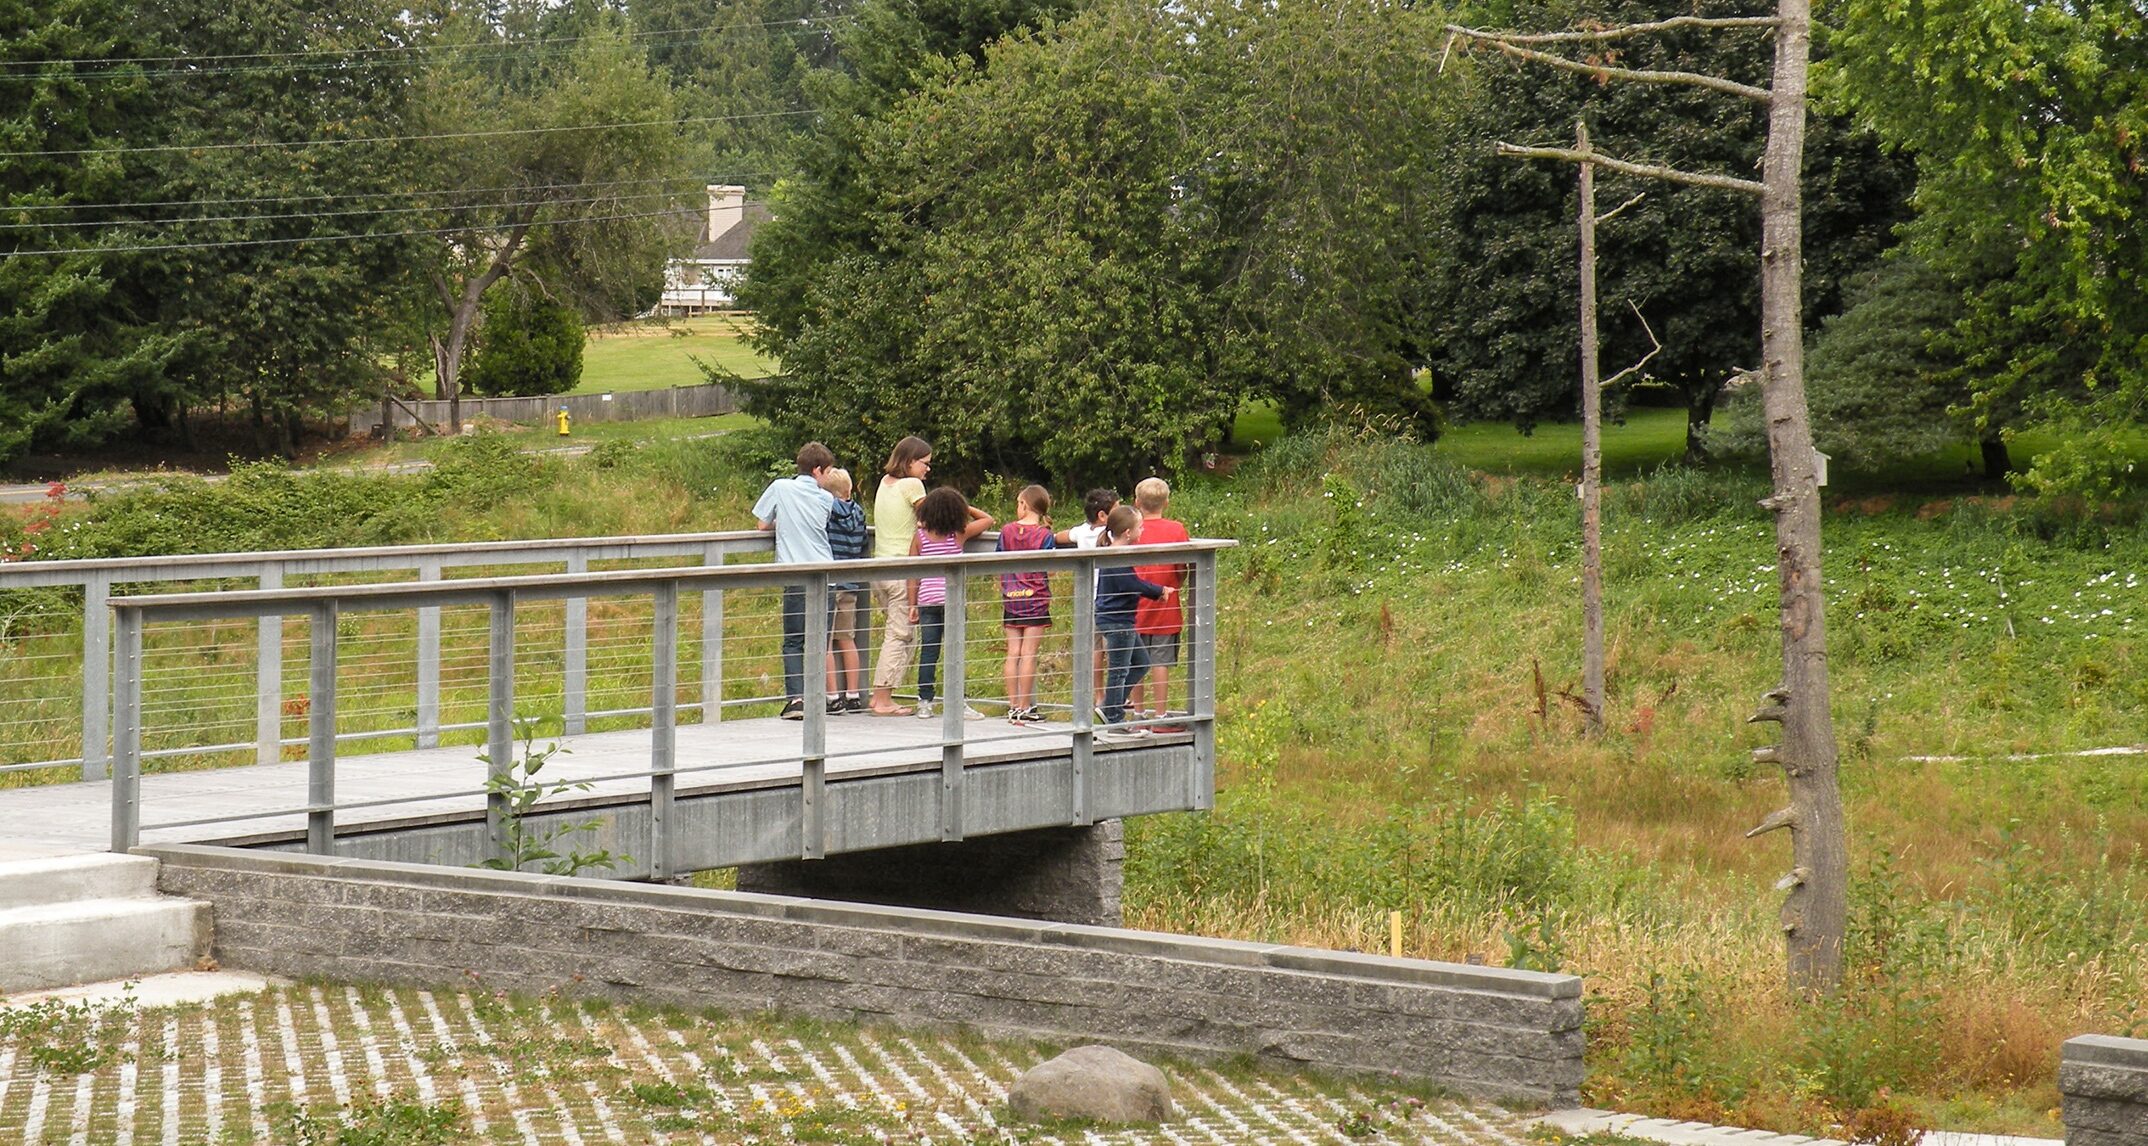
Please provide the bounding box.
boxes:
[1134,573,1174,600]
[959,509,996,542]
[906,535,922,617]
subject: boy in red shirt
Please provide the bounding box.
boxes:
[1129,477,1191,730]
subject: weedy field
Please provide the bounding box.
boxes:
[4,420,2144,1139]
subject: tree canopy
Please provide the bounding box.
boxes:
[1827,0,2148,497]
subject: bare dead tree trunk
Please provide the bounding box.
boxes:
[1453,0,1848,992]
[1748,0,1846,994]
[1577,121,1606,735]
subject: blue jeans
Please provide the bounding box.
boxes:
[914,606,947,703]
[1100,625,1150,724]
[780,586,837,701]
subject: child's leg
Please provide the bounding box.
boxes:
[915,606,946,703]
[1145,630,1178,713]
[1100,628,1136,723]
[1002,627,1021,711]
[1123,639,1153,716]
[1012,627,1042,710]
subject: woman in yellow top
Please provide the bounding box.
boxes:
[867,437,933,715]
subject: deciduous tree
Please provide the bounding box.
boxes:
[1827,0,2148,500]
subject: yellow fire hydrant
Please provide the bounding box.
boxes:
[556,408,572,436]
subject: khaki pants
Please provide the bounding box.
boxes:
[870,579,917,691]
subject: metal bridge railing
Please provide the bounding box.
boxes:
[103,541,1229,873]
[2,532,790,781]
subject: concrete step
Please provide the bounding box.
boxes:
[0,897,211,993]
[0,853,161,910]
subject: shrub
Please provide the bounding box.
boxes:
[464,288,585,398]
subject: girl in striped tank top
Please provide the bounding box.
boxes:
[907,487,995,718]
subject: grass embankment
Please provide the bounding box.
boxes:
[4,424,2145,1137]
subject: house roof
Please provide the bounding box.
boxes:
[694,202,772,261]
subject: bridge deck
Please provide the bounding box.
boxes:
[0,712,1183,857]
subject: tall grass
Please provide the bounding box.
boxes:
[1137,424,2147,1136]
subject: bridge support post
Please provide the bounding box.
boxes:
[256,565,283,766]
[649,584,678,879]
[485,591,516,859]
[700,543,724,723]
[564,552,588,736]
[1070,556,1095,826]
[110,608,142,851]
[81,573,110,781]
[735,820,1125,927]
[1189,550,1217,811]
[307,603,339,855]
[416,559,441,749]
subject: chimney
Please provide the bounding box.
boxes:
[707,185,745,241]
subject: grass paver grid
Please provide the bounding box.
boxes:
[0,984,1535,1145]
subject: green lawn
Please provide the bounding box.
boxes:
[576,314,777,394]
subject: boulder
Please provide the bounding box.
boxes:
[1008,1045,1174,1124]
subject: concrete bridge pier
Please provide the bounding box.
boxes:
[733,820,1125,926]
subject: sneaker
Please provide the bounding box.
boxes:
[780,699,805,721]
[1152,709,1190,734]
[844,696,869,715]
[1096,726,1151,743]
[826,698,846,717]
[962,704,987,720]
[914,700,937,720]
[1093,707,1110,726]
[1014,706,1046,724]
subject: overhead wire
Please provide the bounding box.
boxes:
[0,204,768,259]
[0,15,851,75]
[0,174,783,215]
[0,108,819,160]
[0,186,717,231]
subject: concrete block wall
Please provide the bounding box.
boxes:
[145,844,1584,1106]
[2063,1035,2148,1146]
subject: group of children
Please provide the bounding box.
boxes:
[753,437,1191,740]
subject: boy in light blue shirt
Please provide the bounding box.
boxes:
[754,442,838,718]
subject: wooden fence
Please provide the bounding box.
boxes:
[349,381,738,435]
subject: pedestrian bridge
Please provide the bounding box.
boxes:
[0,531,1228,890]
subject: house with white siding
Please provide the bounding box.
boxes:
[658,185,769,315]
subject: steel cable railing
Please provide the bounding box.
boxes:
[102,540,1230,877]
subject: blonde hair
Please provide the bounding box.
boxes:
[821,467,854,498]
[1133,477,1171,513]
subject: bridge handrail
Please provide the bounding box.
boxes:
[104,540,1232,867]
[0,529,777,588]
[3,529,790,781]
[106,540,1237,619]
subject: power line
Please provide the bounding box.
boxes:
[0,16,843,72]
[0,18,857,85]
[0,187,710,231]
[0,109,816,160]
[0,204,768,259]
[0,175,782,215]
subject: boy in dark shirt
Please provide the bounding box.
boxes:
[821,468,869,714]
[1094,505,1176,740]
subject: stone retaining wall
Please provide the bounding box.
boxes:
[2063,1035,2148,1146]
[144,844,1584,1106]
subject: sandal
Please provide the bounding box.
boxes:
[868,704,915,717]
